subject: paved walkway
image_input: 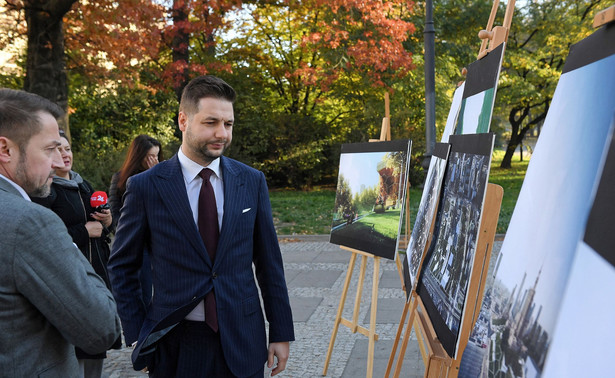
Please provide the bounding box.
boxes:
[103,235,502,377]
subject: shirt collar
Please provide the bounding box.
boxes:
[177,147,221,183]
[0,173,31,201]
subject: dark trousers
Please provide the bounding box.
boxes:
[149,320,264,378]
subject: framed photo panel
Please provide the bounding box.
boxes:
[454,43,505,135]
[330,140,411,260]
[403,142,451,298]
[458,24,615,377]
[417,132,495,357]
[543,114,615,378]
[441,82,465,142]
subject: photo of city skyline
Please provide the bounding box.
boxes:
[417,133,495,357]
[458,25,615,378]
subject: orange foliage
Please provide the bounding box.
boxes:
[64,0,239,90]
[303,0,416,87]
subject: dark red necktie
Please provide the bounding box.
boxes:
[198,168,219,332]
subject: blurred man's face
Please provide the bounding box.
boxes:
[14,112,63,197]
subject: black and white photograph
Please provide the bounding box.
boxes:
[403,142,450,297]
[417,133,495,357]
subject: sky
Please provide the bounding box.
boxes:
[338,151,386,196]
[495,53,615,335]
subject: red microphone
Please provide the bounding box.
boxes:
[90,191,110,211]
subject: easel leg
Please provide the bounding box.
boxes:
[352,256,369,330]
[395,255,404,288]
[323,252,358,376]
[366,257,380,378]
[394,295,419,377]
[385,300,410,378]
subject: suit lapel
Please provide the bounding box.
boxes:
[153,155,209,262]
[216,157,244,266]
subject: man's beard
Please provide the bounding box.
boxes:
[190,139,229,164]
[15,153,52,198]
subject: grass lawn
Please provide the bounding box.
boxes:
[270,148,528,235]
[331,210,400,246]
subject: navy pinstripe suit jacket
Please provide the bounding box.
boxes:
[108,155,294,375]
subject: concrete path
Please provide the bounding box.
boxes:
[103,235,502,377]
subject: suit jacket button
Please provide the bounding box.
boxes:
[212,272,217,279]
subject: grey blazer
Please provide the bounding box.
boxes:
[0,178,121,377]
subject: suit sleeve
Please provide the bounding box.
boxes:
[107,175,148,345]
[252,171,295,343]
[14,206,121,354]
[108,172,122,231]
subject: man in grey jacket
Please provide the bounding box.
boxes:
[0,88,121,376]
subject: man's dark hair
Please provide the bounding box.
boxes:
[179,75,236,117]
[0,88,63,147]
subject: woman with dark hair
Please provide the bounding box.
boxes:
[109,135,162,226]
[32,131,120,378]
[109,134,162,306]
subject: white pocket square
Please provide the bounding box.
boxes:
[242,208,251,213]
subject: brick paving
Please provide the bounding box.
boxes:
[103,235,503,377]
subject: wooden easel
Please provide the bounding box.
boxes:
[477,0,516,60]
[323,92,409,377]
[386,183,503,378]
[593,5,615,28]
[385,1,514,376]
[371,92,412,287]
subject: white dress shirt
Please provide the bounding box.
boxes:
[177,147,224,321]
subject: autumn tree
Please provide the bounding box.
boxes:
[218,0,417,187]
[162,0,240,101]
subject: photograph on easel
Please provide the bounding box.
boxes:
[542,114,615,378]
[441,82,465,142]
[454,43,505,136]
[329,140,411,260]
[458,24,615,378]
[402,142,450,297]
[417,132,495,358]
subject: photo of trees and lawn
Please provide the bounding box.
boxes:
[330,142,410,260]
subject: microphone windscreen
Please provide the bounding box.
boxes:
[90,191,108,208]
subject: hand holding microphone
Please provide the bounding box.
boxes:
[90,191,110,211]
[90,191,112,228]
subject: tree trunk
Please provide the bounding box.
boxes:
[501,137,519,169]
[501,100,549,168]
[24,0,76,135]
[171,0,190,138]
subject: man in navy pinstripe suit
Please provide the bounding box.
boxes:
[108,75,294,377]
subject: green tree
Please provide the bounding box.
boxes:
[217,0,417,188]
[334,174,356,220]
[68,84,177,189]
[497,0,609,168]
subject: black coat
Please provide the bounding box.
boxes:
[34,177,112,286]
[32,173,119,358]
